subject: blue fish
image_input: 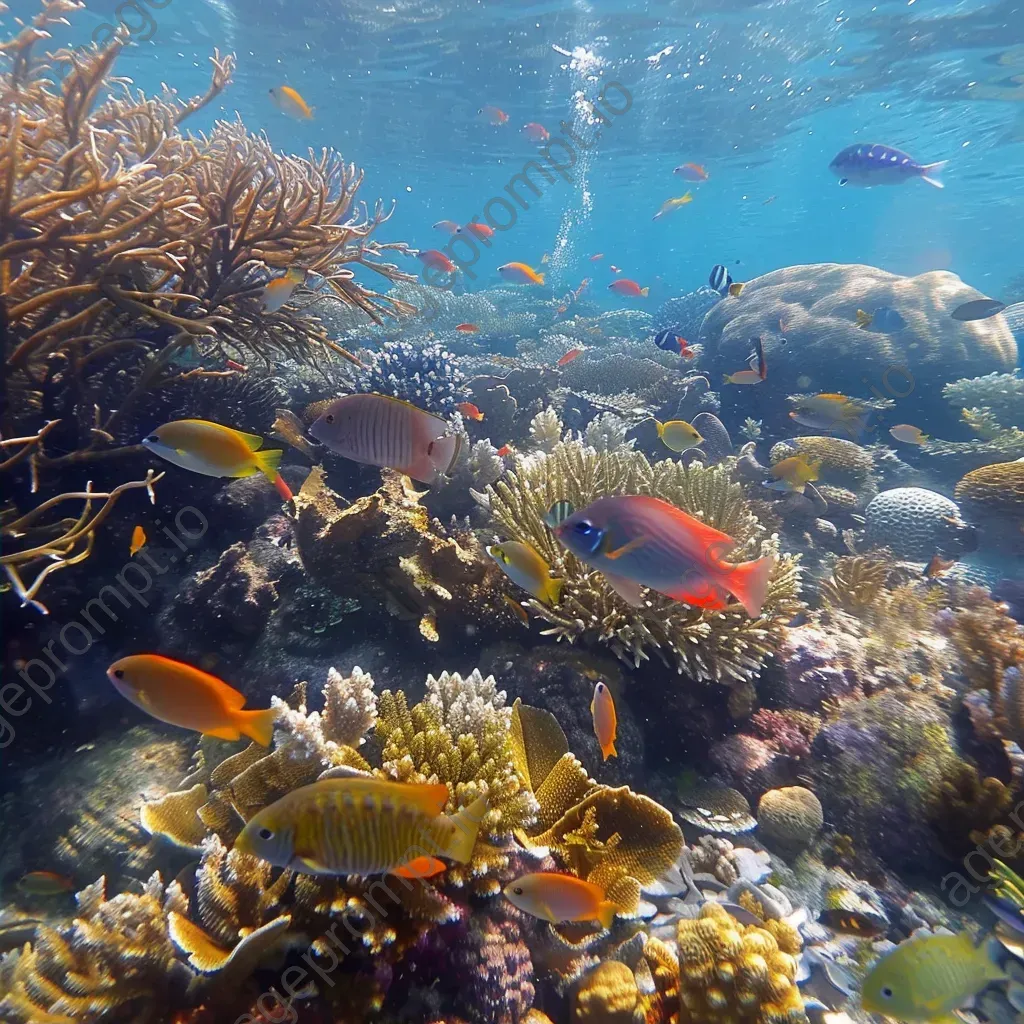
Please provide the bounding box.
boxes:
[654,329,690,355]
[829,144,946,189]
[709,264,732,295]
[872,306,907,332]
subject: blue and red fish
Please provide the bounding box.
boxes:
[829,144,946,189]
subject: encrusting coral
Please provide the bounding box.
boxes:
[485,439,802,684]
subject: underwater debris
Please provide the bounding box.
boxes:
[486,439,802,683]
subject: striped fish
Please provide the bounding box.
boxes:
[234,776,487,878]
[709,264,732,296]
[308,393,461,485]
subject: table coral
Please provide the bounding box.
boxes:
[955,460,1024,518]
[486,439,802,684]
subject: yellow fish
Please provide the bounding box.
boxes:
[789,393,869,433]
[504,872,617,929]
[129,525,146,557]
[890,423,929,445]
[765,454,821,493]
[262,267,305,312]
[487,541,563,605]
[723,368,763,385]
[655,418,703,452]
[590,682,617,761]
[234,776,487,879]
[855,308,873,329]
[652,192,693,220]
[861,930,1006,1023]
[269,85,314,120]
[141,419,283,483]
[728,281,745,297]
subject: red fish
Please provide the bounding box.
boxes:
[456,323,479,333]
[273,473,294,502]
[479,105,508,125]
[678,338,696,359]
[225,359,248,372]
[457,402,485,422]
[574,278,591,298]
[589,253,604,262]
[459,222,495,241]
[496,445,513,457]
[522,122,550,143]
[556,304,568,314]
[418,249,457,273]
[608,279,649,298]
[557,348,585,367]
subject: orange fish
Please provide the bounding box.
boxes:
[107,655,277,745]
[129,525,146,557]
[589,253,604,262]
[496,444,513,457]
[273,473,294,502]
[556,304,568,314]
[225,359,248,372]
[418,249,457,274]
[18,871,75,896]
[457,402,485,422]
[456,323,479,333]
[608,279,649,298]
[679,339,696,359]
[504,872,618,929]
[262,268,305,312]
[574,278,591,298]
[458,222,495,241]
[557,348,584,367]
[590,682,618,761]
[522,122,550,143]
[269,85,314,120]
[478,105,508,125]
[503,594,530,626]
[674,162,709,182]
[924,554,957,578]
[498,262,545,285]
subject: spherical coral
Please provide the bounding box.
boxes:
[574,961,640,1023]
[355,338,467,414]
[675,902,807,1024]
[954,460,1024,517]
[756,787,824,852]
[863,487,968,560]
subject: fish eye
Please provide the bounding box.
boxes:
[145,435,159,443]
[880,987,894,999]
[258,827,274,841]
[325,414,334,425]
[513,886,523,895]
[597,683,605,692]
[574,520,598,537]
[112,669,124,679]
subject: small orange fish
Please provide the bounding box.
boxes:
[456,323,479,333]
[574,278,591,298]
[129,525,146,557]
[225,359,248,372]
[418,250,457,274]
[503,594,530,626]
[457,402,485,422]
[591,682,618,761]
[269,85,314,120]
[499,262,545,286]
[556,304,568,314]
[924,554,957,578]
[478,105,509,125]
[496,444,513,457]
[674,162,709,182]
[589,253,604,262]
[262,268,304,312]
[558,348,585,367]
[18,871,75,896]
[723,369,763,385]
[678,338,696,359]
[458,222,495,241]
[504,872,618,929]
[522,122,550,143]
[609,279,649,298]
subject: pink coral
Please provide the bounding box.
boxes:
[751,709,818,760]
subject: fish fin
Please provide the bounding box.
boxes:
[318,764,374,780]
[233,430,265,451]
[722,373,732,384]
[602,535,648,561]
[660,578,730,610]
[545,577,564,606]
[399,782,450,817]
[444,795,488,864]
[654,419,665,437]
[427,433,461,478]
[393,856,446,880]
[640,287,649,297]
[253,448,284,482]
[202,724,243,741]
[602,571,645,606]
[235,708,277,747]
[595,900,617,930]
[721,553,776,618]
[920,160,947,188]
[602,740,617,761]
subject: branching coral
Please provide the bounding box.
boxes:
[354,339,467,415]
[486,439,802,683]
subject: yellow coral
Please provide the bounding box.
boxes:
[574,961,641,1023]
[954,460,1024,516]
[756,787,824,853]
[676,903,808,1024]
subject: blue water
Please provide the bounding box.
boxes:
[23,0,1024,304]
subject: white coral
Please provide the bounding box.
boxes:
[466,439,505,489]
[271,696,330,766]
[529,407,563,453]
[425,669,509,745]
[322,665,377,747]
[583,412,634,452]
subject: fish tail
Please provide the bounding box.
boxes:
[545,577,564,606]
[722,373,731,384]
[723,553,776,618]
[920,160,947,188]
[640,287,649,297]
[603,740,617,761]
[428,432,461,477]
[536,272,546,285]
[272,473,294,502]
[236,707,277,747]
[254,447,284,482]
[595,900,617,930]
[445,794,488,863]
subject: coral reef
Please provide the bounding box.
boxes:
[862,487,974,560]
[955,460,1024,519]
[756,787,824,853]
[943,372,1024,429]
[769,437,875,497]
[485,439,802,684]
[354,339,467,415]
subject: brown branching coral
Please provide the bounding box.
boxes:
[485,439,802,683]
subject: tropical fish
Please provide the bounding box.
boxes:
[765,455,821,494]
[924,554,957,578]
[262,267,305,312]
[269,85,314,119]
[541,252,550,264]
[574,277,591,298]
[855,309,873,329]
[655,418,703,452]
[235,776,487,878]
[653,330,692,356]
[762,195,777,205]
[653,193,693,220]
[829,143,946,188]
[498,262,545,285]
[107,654,277,745]
[890,424,929,445]
[557,348,584,366]
[455,323,479,333]
[723,369,763,385]
[860,930,1005,1022]
[503,594,530,626]
[820,886,888,937]
[457,402,484,421]
[487,541,562,605]
[503,872,617,928]
[858,306,907,332]
[418,249,457,274]
[751,335,767,379]
[142,419,283,484]
[433,219,460,234]
[308,394,460,485]
[590,682,617,761]
[608,279,649,298]
[728,281,746,297]
[789,394,870,434]
[522,122,550,143]
[589,253,604,262]
[17,871,74,896]
[478,105,509,125]
[272,408,320,461]
[129,525,146,557]
[610,265,622,274]
[496,444,513,457]
[709,264,733,296]
[545,495,776,616]
[458,222,495,241]
[952,298,1007,321]
[674,162,709,182]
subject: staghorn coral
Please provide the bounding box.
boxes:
[530,407,565,453]
[486,439,802,683]
[955,460,1024,519]
[354,339,467,415]
[756,787,824,853]
[943,372,1024,429]
[675,902,808,1024]
[584,412,633,453]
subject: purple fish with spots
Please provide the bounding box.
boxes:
[829,143,947,189]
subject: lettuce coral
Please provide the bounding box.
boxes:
[485,439,802,684]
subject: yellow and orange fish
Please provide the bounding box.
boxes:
[499,262,545,286]
[129,525,146,557]
[591,682,617,761]
[487,541,562,605]
[18,871,75,897]
[504,872,618,928]
[522,122,550,143]
[608,279,649,298]
[107,654,278,745]
[262,268,305,312]
[478,105,509,125]
[269,85,314,119]
[418,249,457,274]
[653,193,693,220]
[765,454,821,494]
[496,444,513,457]
[674,162,709,182]
[141,419,284,486]
[457,401,485,422]
[557,348,585,367]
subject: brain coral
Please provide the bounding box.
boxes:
[757,786,824,852]
[954,461,1024,517]
[863,487,971,560]
[574,961,640,1023]
[699,264,1017,416]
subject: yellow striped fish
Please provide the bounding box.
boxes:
[234,776,487,879]
[308,393,461,485]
